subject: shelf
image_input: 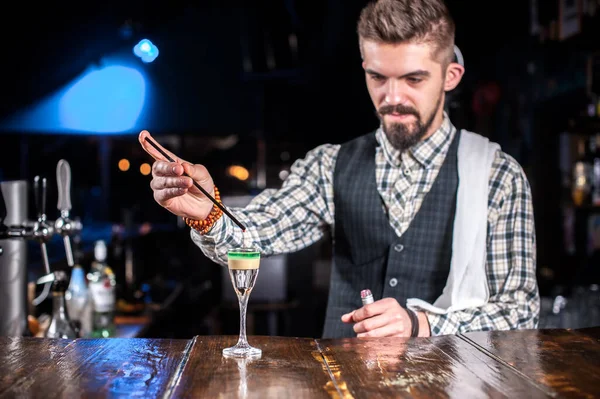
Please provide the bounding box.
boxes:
[567,117,600,134]
[574,205,600,214]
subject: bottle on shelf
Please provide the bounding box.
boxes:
[65,264,91,337]
[45,272,78,339]
[572,138,592,206]
[112,211,146,316]
[586,93,598,118]
[591,134,600,206]
[116,240,146,316]
[88,240,117,338]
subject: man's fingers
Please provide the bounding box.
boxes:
[182,163,211,184]
[357,322,408,338]
[351,300,389,322]
[153,187,188,204]
[150,176,193,191]
[139,130,187,164]
[353,313,391,334]
[152,161,185,177]
[341,311,355,323]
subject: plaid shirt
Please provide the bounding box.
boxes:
[192,112,540,335]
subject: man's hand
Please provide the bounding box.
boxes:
[341,297,429,338]
[138,130,215,221]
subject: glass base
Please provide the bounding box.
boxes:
[222,342,262,358]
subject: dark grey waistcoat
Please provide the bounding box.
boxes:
[322,130,460,338]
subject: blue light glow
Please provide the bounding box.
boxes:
[133,39,159,63]
[58,65,146,133]
[0,61,148,135]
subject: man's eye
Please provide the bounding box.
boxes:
[371,74,385,81]
[407,77,423,84]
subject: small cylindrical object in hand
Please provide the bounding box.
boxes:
[361,289,374,305]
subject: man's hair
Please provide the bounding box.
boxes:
[357,0,456,66]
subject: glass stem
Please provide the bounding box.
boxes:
[237,293,249,346]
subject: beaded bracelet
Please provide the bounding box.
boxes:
[183,186,223,235]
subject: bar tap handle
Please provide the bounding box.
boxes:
[33,176,53,275]
[55,160,76,267]
[56,159,72,214]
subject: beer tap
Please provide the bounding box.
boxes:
[54,160,79,267]
[0,188,33,242]
[31,176,55,306]
[0,176,55,307]
[0,180,31,337]
[33,176,54,275]
[0,177,58,255]
[1,162,83,310]
[0,185,6,256]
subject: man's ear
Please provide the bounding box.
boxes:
[444,62,465,91]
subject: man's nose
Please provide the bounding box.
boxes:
[384,80,407,105]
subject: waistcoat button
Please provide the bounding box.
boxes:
[393,244,404,252]
[389,278,398,287]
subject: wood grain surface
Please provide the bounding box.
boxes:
[462,328,600,399]
[0,328,598,398]
[317,334,555,399]
[0,337,190,398]
[169,335,334,399]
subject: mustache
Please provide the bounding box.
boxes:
[378,104,419,118]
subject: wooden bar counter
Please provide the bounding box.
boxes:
[0,328,598,398]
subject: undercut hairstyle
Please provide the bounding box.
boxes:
[357,0,456,67]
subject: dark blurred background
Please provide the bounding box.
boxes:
[1,0,600,338]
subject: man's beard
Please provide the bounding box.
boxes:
[377,94,442,151]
